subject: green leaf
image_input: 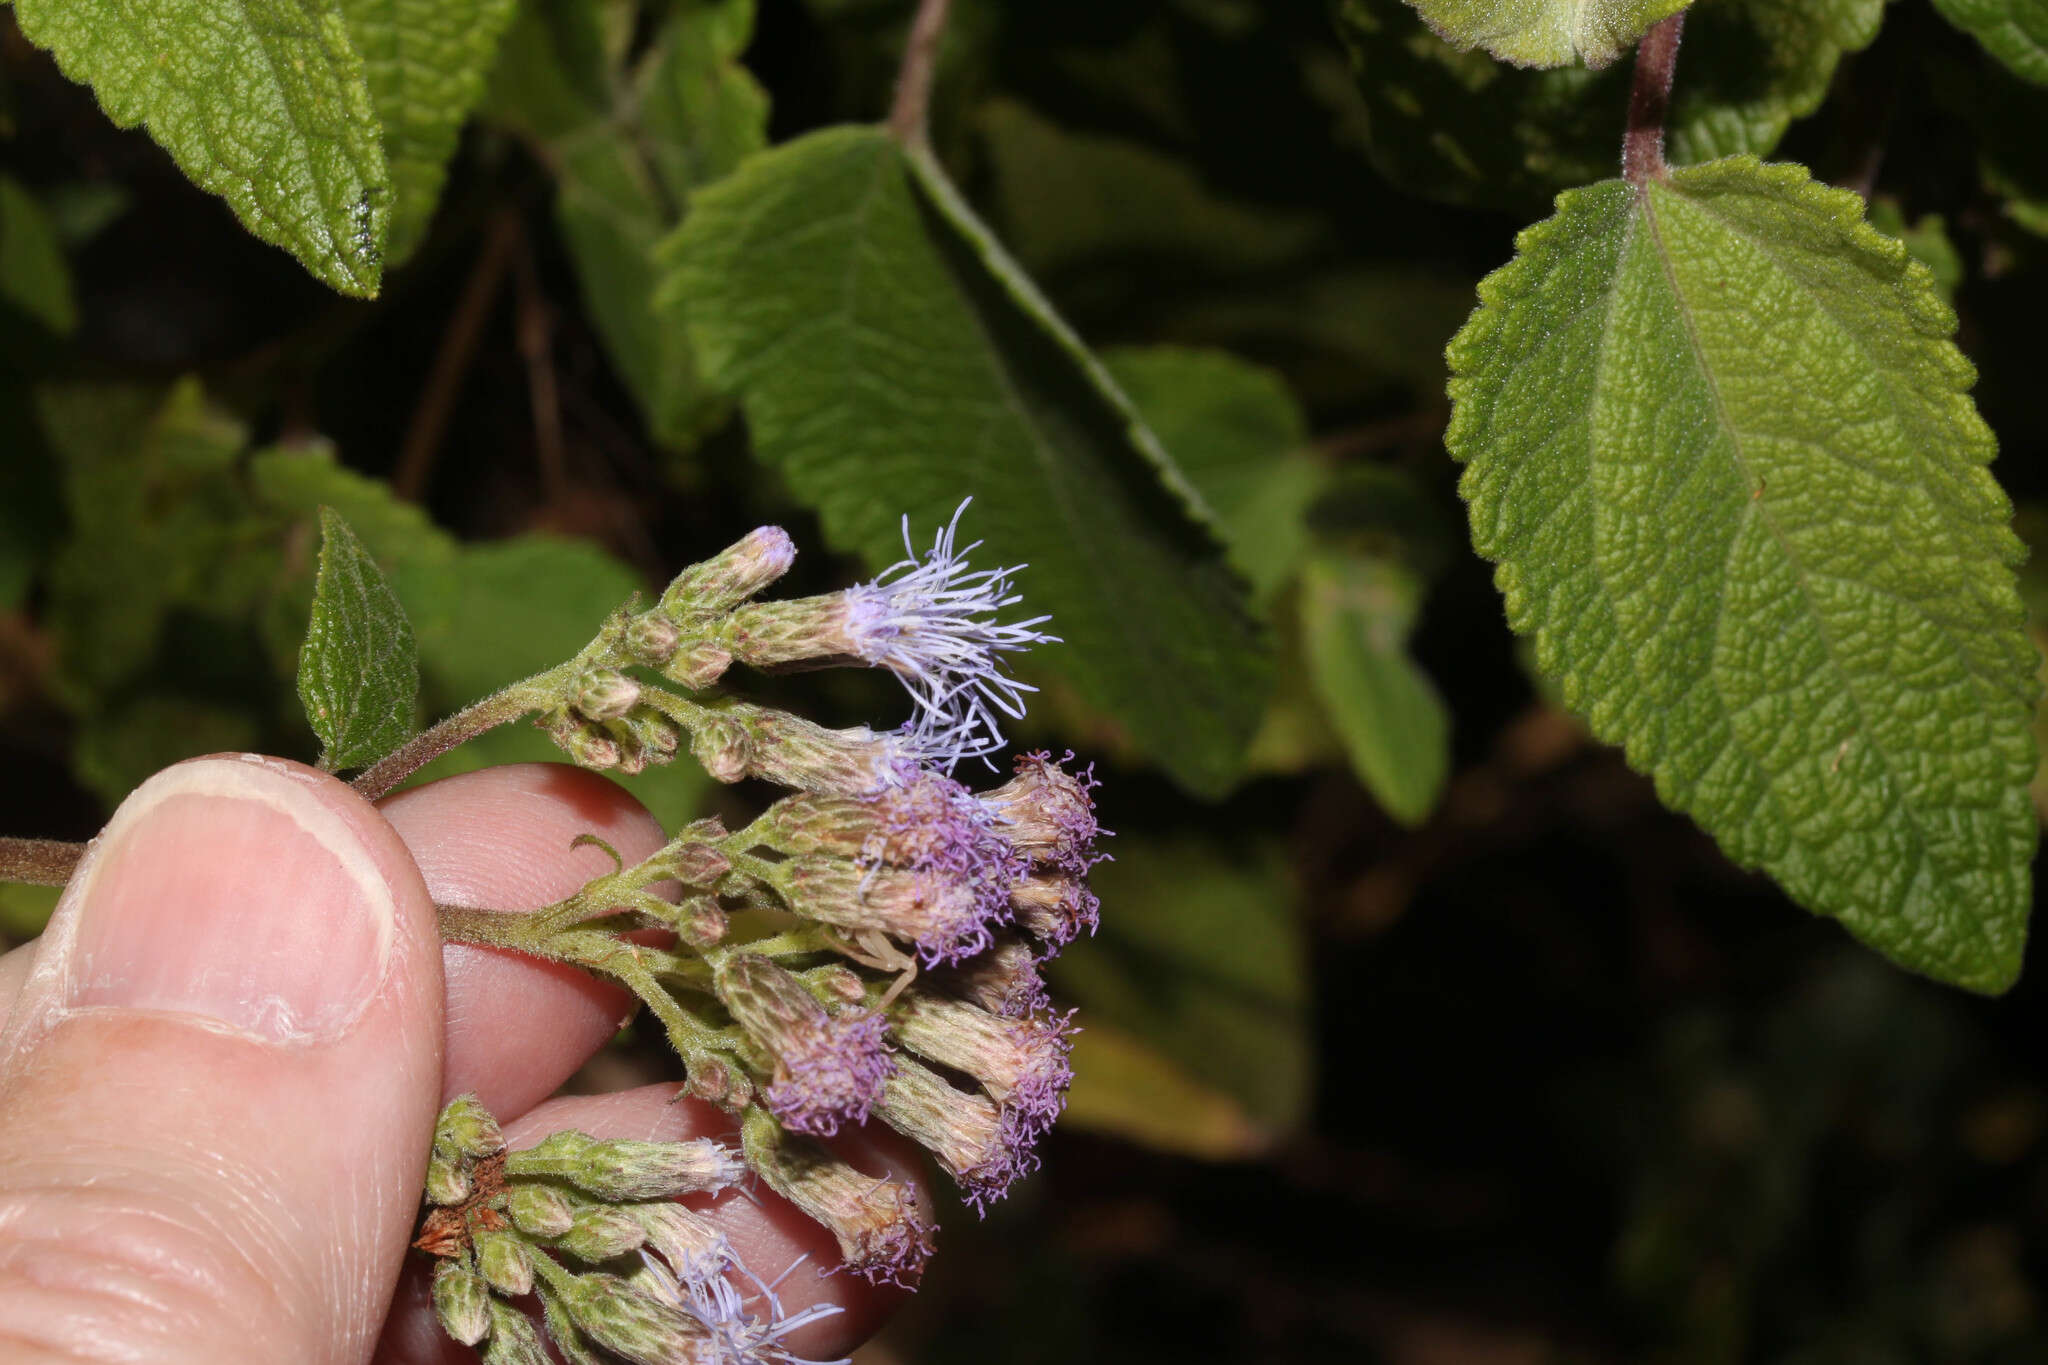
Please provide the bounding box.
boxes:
[339,0,519,265]
[1329,0,1884,211]
[299,507,419,769]
[12,0,390,296]
[0,177,77,336]
[1447,156,2038,992]
[1049,836,1311,1136]
[1062,1024,1278,1159]
[0,883,61,942]
[1932,0,2048,85]
[662,127,1271,796]
[1101,346,1319,610]
[1399,0,1690,68]
[1301,553,1450,826]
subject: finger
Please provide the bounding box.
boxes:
[0,755,444,1365]
[0,940,34,1023]
[374,1085,918,1365]
[376,763,673,1117]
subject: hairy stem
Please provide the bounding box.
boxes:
[0,836,85,888]
[1623,12,1685,185]
[886,0,954,147]
[352,674,562,802]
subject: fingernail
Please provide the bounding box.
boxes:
[61,758,395,1043]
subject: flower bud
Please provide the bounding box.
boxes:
[424,1151,471,1205]
[508,1129,747,1201]
[715,953,894,1136]
[690,712,750,784]
[812,963,870,1006]
[892,993,1075,1145]
[939,935,1050,1017]
[665,639,734,690]
[624,612,682,665]
[432,1260,492,1347]
[507,1182,576,1238]
[728,703,903,795]
[874,1057,1018,1212]
[982,750,1104,875]
[573,669,641,722]
[674,897,728,950]
[660,525,797,614]
[483,1301,549,1365]
[685,1054,755,1112]
[548,715,623,770]
[1009,873,1100,949]
[632,1202,731,1282]
[555,1204,649,1262]
[558,1271,716,1365]
[476,1228,536,1297]
[664,838,732,885]
[780,856,1002,966]
[436,1093,507,1159]
[743,1111,935,1286]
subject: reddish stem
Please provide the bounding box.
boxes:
[887,0,954,147]
[1623,13,1686,185]
[0,836,84,888]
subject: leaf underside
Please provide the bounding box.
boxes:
[1447,156,2039,992]
[662,127,1271,797]
[1932,0,2048,85]
[1402,0,1691,67]
[13,0,390,296]
[299,507,419,769]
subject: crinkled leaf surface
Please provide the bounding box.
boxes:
[12,0,389,296]
[299,507,419,769]
[1331,0,1883,211]
[1448,157,2038,992]
[1933,0,2048,85]
[1401,0,1690,67]
[1301,553,1450,826]
[339,0,518,264]
[663,127,1271,796]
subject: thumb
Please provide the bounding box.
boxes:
[0,756,444,1364]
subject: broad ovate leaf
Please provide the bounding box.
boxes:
[1448,157,2038,992]
[299,507,420,770]
[1401,0,1690,67]
[1933,0,2048,85]
[13,0,390,296]
[340,0,519,264]
[661,127,1271,796]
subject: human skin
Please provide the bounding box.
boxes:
[0,757,910,1364]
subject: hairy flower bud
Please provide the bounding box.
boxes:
[558,1271,716,1365]
[606,709,681,775]
[573,669,641,722]
[674,897,728,950]
[982,751,1104,875]
[432,1260,492,1347]
[716,953,894,1136]
[555,1204,650,1261]
[624,612,682,665]
[508,1129,746,1201]
[424,1151,470,1205]
[744,1112,935,1286]
[483,1301,549,1365]
[436,1093,507,1159]
[548,714,623,770]
[690,711,751,784]
[893,994,1075,1153]
[660,525,797,615]
[873,1058,1019,1212]
[665,639,735,690]
[1009,873,1100,949]
[779,857,1002,966]
[476,1228,536,1297]
[631,1202,732,1282]
[939,935,1051,1017]
[684,1054,755,1112]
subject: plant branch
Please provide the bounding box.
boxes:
[887,0,954,147]
[0,837,84,888]
[352,674,562,802]
[1623,12,1685,185]
[392,211,522,503]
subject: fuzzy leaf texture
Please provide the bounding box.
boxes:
[339,0,519,264]
[1400,0,1691,67]
[663,127,1271,796]
[11,0,389,296]
[1448,157,2039,992]
[299,507,419,770]
[1933,0,2048,85]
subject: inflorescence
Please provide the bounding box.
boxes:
[419,505,1107,1358]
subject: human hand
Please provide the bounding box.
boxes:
[0,755,911,1364]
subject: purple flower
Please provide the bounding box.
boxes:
[715,956,896,1137]
[981,750,1107,877]
[636,1248,852,1365]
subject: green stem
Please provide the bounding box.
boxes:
[351,672,566,802]
[0,836,85,888]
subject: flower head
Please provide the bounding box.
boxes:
[716,955,896,1137]
[637,1248,852,1365]
[743,1113,935,1286]
[981,750,1106,877]
[873,1059,1029,1214]
[891,993,1076,1153]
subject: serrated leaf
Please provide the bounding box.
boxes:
[339,0,519,265]
[299,507,419,769]
[1447,156,2038,992]
[1329,0,1884,211]
[12,0,389,296]
[1101,346,1320,609]
[661,127,1271,796]
[1301,553,1450,826]
[1049,837,1310,1135]
[0,176,76,336]
[1401,0,1690,67]
[1932,0,2048,85]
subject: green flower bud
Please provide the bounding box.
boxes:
[507,1181,575,1238]
[559,1271,715,1365]
[436,1093,507,1159]
[482,1301,550,1365]
[631,1202,731,1281]
[424,1151,470,1206]
[690,712,750,783]
[624,613,682,666]
[554,1204,648,1262]
[658,524,796,615]
[573,669,641,722]
[432,1260,492,1347]
[476,1228,535,1297]
[684,1053,755,1112]
[665,639,734,690]
[508,1129,745,1201]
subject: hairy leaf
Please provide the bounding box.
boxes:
[1933,0,2048,84]
[1302,553,1450,826]
[12,0,389,296]
[300,508,419,769]
[662,127,1271,795]
[1330,0,1884,211]
[1448,157,2038,992]
[339,0,518,264]
[1400,0,1690,67]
